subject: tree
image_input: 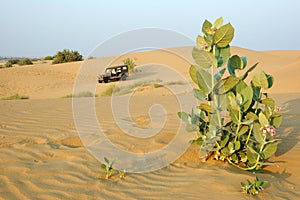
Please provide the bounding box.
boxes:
[52,49,83,64]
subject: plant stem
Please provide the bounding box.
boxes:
[211,45,222,129]
[245,124,254,145]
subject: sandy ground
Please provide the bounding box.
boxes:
[0,46,300,199]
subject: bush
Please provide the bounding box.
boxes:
[5,61,13,68]
[122,57,137,70]
[62,91,97,98]
[1,94,29,100]
[52,49,83,64]
[178,17,282,172]
[18,58,33,66]
[44,56,53,60]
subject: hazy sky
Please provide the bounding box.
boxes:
[1,0,299,57]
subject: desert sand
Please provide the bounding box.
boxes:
[0,46,299,199]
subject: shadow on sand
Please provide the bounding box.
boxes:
[276,98,300,156]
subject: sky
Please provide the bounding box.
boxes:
[1,0,300,57]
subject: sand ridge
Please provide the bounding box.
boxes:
[0,46,300,199]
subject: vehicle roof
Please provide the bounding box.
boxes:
[105,65,128,69]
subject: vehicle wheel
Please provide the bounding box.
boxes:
[98,80,103,83]
[104,78,108,83]
[120,73,128,81]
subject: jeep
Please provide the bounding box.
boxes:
[97,65,129,83]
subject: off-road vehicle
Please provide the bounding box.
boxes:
[97,65,129,83]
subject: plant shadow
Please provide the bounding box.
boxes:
[275,97,300,157]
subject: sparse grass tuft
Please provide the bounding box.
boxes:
[101,84,119,96]
[100,79,185,96]
[1,94,29,100]
[62,91,98,98]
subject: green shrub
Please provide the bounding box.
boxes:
[44,56,53,60]
[62,91,97,98]
[5,61,13,68]
[52,49,83,64]
[122,57,137,70]
[178,17,282,172]
[101,84,118,96]
[11,59,20,64]
[1,94,29,100]
[18,58,33,66]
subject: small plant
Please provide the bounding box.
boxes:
[52,49,83,64]
[101,157,116,179]
[62,91,97,98]
[5,61,13,68]
[18,58,33,66]
[1,94,29,100]
[44,56,53,60]
[241,176,268,195]
[178,17,282,171]
[119,170,126,180]
[123,57,137,70]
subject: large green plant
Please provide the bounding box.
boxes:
[52,49,83,64]
[178,17,282,171]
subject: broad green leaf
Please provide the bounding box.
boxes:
[214,76,240,94]
[252,86,262,101]
[221,147,230,156]
[263,142,278,159]
[213,17,224,29]
[272,115,282,128]
[237,125,248,136]
[216,45,231,67]
[198,103,213,113]
[101,164,106,169]
[261,98,275,109]
[196,35,211,51]
[227,92,240,110]
[235,80,247,93]
[241,119,254,125]
[178,111,189,122]
[104,157,109,164]
[236,92,243,106]
[240,62,259,80]
[189,65,199,84]
[192,47,217,68]
[259,112,269,127]
[247,146,259,164]
[252,68,269,89]
[214,67,226,81]
[240,85,253,111]
[213,23,234,47]
[254,123,264,143]
[229,55,243,70]
[196,35,206,47]
[202,19,212,35]
[204,35,213,45]
[230,108,240,124]
[228,141,234,152]
[220,134,229,148]
[234,141,241,150]
[246,112,258,121]
[266,74,274,88]
[241,56,247,69]
[261,181,268,188]
[192,88,206,100]
[196,70,213,94]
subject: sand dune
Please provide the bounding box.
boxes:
[0,46,300,199]
[0,46,299,99]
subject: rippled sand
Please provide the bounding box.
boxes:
[0,47,300,199]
